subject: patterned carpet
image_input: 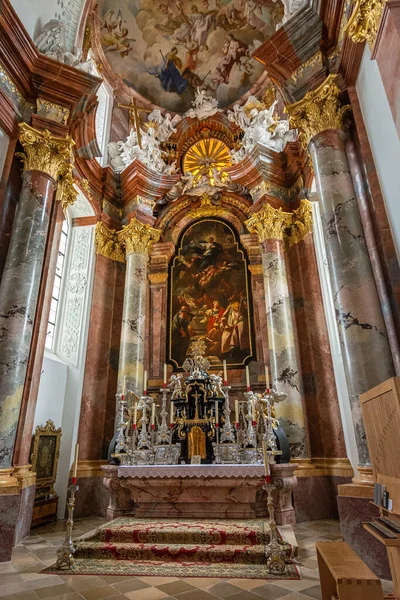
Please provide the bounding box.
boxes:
[43,518,300,580]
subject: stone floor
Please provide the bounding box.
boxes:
[0,517,394,600]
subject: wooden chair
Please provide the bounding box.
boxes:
[316,541,383,600]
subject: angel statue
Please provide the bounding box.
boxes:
[34,20,81,65]
[147,110,182,142]
[168,374,184,400]
[185,88,220,120]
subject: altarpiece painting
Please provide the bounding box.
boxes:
[168,218,254,368]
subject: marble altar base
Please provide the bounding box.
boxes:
[102,463,298,525]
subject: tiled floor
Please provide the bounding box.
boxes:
[0,517,393,600]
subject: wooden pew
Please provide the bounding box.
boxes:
[316,541,383,600]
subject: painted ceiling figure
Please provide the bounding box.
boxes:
[212,34,248,86]
[159,47,188,95]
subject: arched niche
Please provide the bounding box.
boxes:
[167,217,256,371]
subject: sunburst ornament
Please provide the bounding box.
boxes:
[183,138,231,182]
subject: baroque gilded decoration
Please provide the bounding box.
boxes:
[36,99,70,124]
[118,216,161,256]
[188,194,228,220]
[245,200,313,246]
[17,123,75,181]
[345,0,386,45]
[95,221,125,263]
[183,139,232,181]
[285,74,350,149]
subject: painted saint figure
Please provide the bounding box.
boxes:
[172,304,193,364]
[159,47,188,94]
[212,34,248,86]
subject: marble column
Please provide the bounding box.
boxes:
[246,204,308,458]
[287,75,395,468]
[0,124,74,471]
[117,217,160,397]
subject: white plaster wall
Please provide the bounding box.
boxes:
[0,127,10,179]
[356,44,400,260]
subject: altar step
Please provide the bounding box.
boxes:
[75,541,271,564]
[73,518,295,567]
[92,518,271,546]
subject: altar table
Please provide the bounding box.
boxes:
[102,463,298,525]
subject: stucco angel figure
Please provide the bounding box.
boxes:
[168,374,184,400]
[108,127,171,174]
[185,88,220,120]
[148,110,181,142]
[268,120,297,152]
[209,373,224,397]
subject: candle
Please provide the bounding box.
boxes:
[170,402,174,426]
[151,402,155,428]
[223,360,227,384]
[215,401,219,427]
[245,365,250,391]
[262,440,271,482]
[163,363,167,387]
[252,396,256,423]
[265,366,269,391]
[72,443,79,484]
[143,370,147,395]
[133,402,137,426]
[122,376,126,397]
[235,399,239,426]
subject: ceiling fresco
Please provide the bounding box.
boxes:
[96,0,305,113]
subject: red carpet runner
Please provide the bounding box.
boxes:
[44,518,300,579]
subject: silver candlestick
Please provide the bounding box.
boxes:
[156,387,172,445]
[242,392,257,447]
[220,385,236,443]
[56,483,78,569]
[115,393,127,453]
[264,479,286,574]
[137,395,152,449]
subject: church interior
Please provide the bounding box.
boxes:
[1,0,400,598]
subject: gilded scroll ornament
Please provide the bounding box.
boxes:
[56,165,78,212]
[188,194,227,220]
[345,0,386,45]
[285,75,350,149]
[17,123,75,180]
[118,216,161,255]
[245,203,292,242]
[286,200,313,247]
[36,99,70,124]
[95,221,125,263]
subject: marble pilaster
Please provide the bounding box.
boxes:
[117,217,160,397]
[246,205,307,458]
[287,75,395,467]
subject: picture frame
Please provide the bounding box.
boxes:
[30,420,62,500]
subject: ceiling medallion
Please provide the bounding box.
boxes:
[183,139,231,184]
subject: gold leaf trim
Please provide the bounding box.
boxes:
[95,222,125,263]
[345,0,386,45]
[118,217,161,255]
[17,123,74,181]
[188,194,227,219]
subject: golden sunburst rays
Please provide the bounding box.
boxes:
[183,139,232,181]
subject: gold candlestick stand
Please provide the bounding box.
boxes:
[263,480,287,574]
[55,483,78,569]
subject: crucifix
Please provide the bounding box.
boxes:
[118,98,152,149]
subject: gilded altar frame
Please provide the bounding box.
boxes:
[30,420,62,499]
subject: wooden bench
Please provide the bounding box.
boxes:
[316,541,383,600]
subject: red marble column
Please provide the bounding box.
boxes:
[77,254,125,461]
[286,232,347,459]
[372,0,400,136]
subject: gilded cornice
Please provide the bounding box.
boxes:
[188,194,228,220]
[285,75,350,149]
[118,217,161,256]
[248,264,263,275]
[95,221,125,263]
[245,203,292,242]
[36,99,70,125]
[17,123,75,181]
[245,200,313,246]
[148,272,169,284]
[345,0,386,45]
[286,200,313,247]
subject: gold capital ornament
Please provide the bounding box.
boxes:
[17,123,77,212]
[245,203,292,242]
[285,74,350,149]
[95,222,125,263]
[118,216,161,255]
[345,0,386,45]
[286,199,313,247]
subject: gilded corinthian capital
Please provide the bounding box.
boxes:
[285,75,350,149]
[345,0,385,45]
[245,203,292,242]
[17,123,75,181]
[95,222,125,263]
[118,217,161,256]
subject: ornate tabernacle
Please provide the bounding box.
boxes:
[30,420,62,527]
[113,341,290,467]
